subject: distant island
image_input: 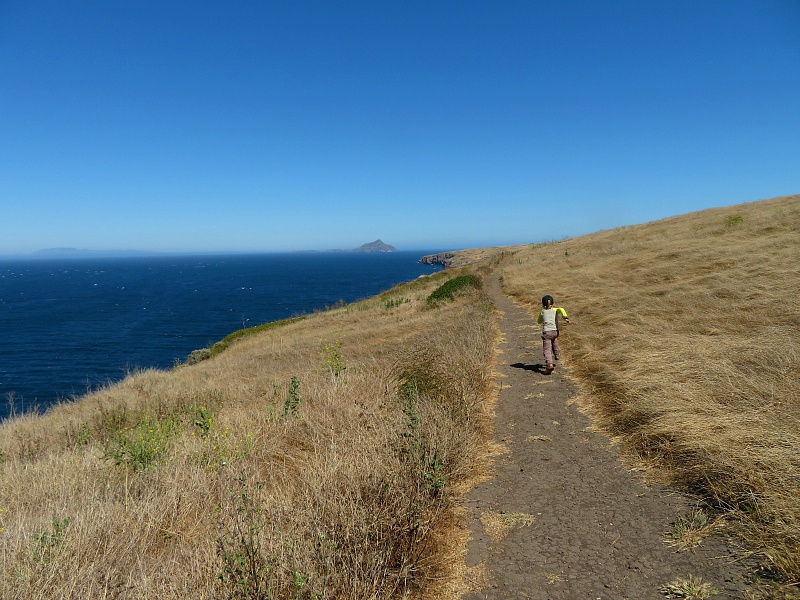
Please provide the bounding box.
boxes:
[8,241,398,260]
[352,239,396,253]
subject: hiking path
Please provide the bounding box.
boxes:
[459,270,765,600]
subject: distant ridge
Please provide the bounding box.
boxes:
[8,242,399,260]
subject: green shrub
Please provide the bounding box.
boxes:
[724,214,744,227]
[426,275,481,304]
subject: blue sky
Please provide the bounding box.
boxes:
[1,1,798,254]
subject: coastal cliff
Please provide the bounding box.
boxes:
[419,252,457,268]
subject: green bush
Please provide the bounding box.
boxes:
[426,275,481,304]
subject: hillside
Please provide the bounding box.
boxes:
[0,256,499,599]
[499,193,800,583]
[0,194,797,599]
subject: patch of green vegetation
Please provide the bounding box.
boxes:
[76,422,92,448]
[282,376,302,418]
[32,516,71,564]
[398,376,448,497]
[384,296,410,310]
[322,338,346,377]
[103,414,180,472]
[426,274,482,304]
[724,214,744,227]
[216,481,276,598]
[194,406,214,437]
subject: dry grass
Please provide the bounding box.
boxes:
[0,264,500,599]
[479,511,536,542]
[501,193,800,580]
[3,194,798,596]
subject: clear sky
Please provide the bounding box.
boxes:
[1,1,798,254]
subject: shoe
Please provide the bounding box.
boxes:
[554,354,561,361]
[546,363,554,374]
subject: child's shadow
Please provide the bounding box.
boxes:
[511,362,549,375]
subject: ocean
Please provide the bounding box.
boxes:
[0,251,443,420]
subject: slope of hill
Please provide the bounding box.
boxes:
[0,257,500,599]
[0,194,797,598]
[500,193,800,582]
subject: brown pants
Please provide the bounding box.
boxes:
[542,330,560,365]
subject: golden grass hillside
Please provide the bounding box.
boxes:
[501,194,800,581]
[0,263,499,599]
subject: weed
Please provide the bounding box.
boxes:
[661,575,718,598]
[384,296,410,310]
[32,516,71,564]
[422,452,447,496]
[194,425,253,470]
[194,406,214,437]
[724,214,744,227]
[399,377,448,497]
[291,570,309,599]
[216,481,275,599]
[667,507,716,550]
[322,339,346,378]
[283,376,302,418]
[77,422,92,447]
[104,415,179,472]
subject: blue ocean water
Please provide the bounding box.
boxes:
[0,252,442,420]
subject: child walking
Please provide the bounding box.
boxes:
[537,294,571,374]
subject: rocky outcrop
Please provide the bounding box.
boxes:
[419,252,457,268]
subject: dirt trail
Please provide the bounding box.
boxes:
[460,271,762,599]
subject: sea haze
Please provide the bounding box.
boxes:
[0,252,443,420]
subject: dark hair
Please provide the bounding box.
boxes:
[542,295,554,308]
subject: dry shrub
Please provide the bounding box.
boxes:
[501,194,800,580]
[0,268,496,599]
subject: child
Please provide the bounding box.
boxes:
[537,294,571,374]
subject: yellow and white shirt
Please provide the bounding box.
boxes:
[538,307,568,332]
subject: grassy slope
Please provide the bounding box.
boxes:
[0,262,499,599]
[501,193,800,580]
[1,193,798,597]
